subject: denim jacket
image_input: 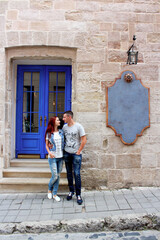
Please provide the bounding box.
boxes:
[49,129,64,151]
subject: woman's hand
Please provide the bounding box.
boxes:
[49,151,55,158]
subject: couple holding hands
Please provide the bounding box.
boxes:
[45,111,87,205]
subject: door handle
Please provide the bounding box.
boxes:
[44,116,47,127]
[40,116,42,126]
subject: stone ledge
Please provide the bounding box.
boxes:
[0,214,160,234]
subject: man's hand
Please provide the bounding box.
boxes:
[48,142,53,149]
[49,151,55,158]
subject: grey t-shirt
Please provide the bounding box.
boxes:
[63,122,85,154]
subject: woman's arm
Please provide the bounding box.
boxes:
[46,140,55,158]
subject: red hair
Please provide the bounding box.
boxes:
[45,117,57,141]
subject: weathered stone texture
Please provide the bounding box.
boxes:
[0,0,160,188]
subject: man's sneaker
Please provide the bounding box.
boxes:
[77,195,83,205]
[53,195,61,202]
[48,192,52,200]
[67,192,74,201]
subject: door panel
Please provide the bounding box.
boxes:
[16,65,71,158]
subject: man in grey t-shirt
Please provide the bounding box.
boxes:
[63,111,87,205]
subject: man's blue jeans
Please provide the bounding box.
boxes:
[48,157,63,195]
[64,151,82,196]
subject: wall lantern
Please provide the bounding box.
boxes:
[127,35,138,65]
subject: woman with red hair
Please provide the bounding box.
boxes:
[45,117,64,201]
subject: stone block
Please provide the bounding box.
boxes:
[30,21,51,31]
[32,32,47,45]
[0,1,8,14]
[30,0,53,10]
[7,10,18,20]
[0,16,5,32]
[77,91,104,102]
[108,41,120,49]
[48,32,60,46]
[86,34,107,47]
[147,33,160,43]
[77,102,99,112]
[141,154,157,168]
[40,10,65,21]
[99,154,115,169]
[82,168,108,188]
[60,32,75,47]
[123,169,156,186]
[77,49,105,63]
[136,23,154,32]
[77,63,93,72]
[74,32,87,47]
[116,154,141,169]
[54,0,76,10]
[100,23,112,31]
[137,14,155,23]
[108,50,126,63]
[6,32,19,47]
[18,10,39,21]
[12,21,29,31]
[108,169,124,183]
[113,23,128,31]
[20,32,33,45]
[9,1,29,10]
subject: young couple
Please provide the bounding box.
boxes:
[45,111,87,205]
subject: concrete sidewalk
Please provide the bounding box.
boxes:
[0,187,160,234]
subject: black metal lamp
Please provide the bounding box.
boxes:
[127,35,138,65]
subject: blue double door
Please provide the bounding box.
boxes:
[16,65,72,158]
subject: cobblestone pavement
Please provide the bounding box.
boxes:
[0,231,160,240]
[0,187,160,223]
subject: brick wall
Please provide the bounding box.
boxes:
[0,0,160,189]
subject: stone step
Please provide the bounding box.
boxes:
[3,167,67,178]
[0,178,68,193]
[10,159,49,168]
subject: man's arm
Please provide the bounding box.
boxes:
[76,135,87,155]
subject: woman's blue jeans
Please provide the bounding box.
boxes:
[48,157,63,195]
[64,151,82,196]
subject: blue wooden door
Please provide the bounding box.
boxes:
[16,65,71,158]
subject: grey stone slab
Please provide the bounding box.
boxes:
[39,214,52,221]
[3,215,17,223]
[27,215,41,221]
[1,200,12,205]
[26,193,37,199]
[96,205,108,211]
[85,206,97,212]
[20,204,32,210]
[129,203,142,209]
[6,194,18,200]
[9,204,20,210]
[0,210,8,216]
[53,208,63,214]
[117,204,131,210]
[0,194,8,200]
[22,199,33,204]
[15,215,28,222]
[30,209,42,215]
[133,209,147,214]
[63,207,75,214]
[41,209,53,215]
[42,203,53,209]
[17,194,27,200]
[7,210,19,216]
[107,205,120,211]
[18,210,30,216]
[51,213,64,220]
[32,199,43,204]
[0,205,10,210]
[0,216,5,222]
[122,209,135,215]
[126,198,139,204]
[146,208,158,214]
[36,193,47,199]
[30,204,42,210]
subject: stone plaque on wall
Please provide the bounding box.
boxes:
[106,70,150,145]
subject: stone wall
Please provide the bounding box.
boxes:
[0,0,160,189]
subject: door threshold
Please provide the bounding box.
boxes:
[17,154,40,159]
